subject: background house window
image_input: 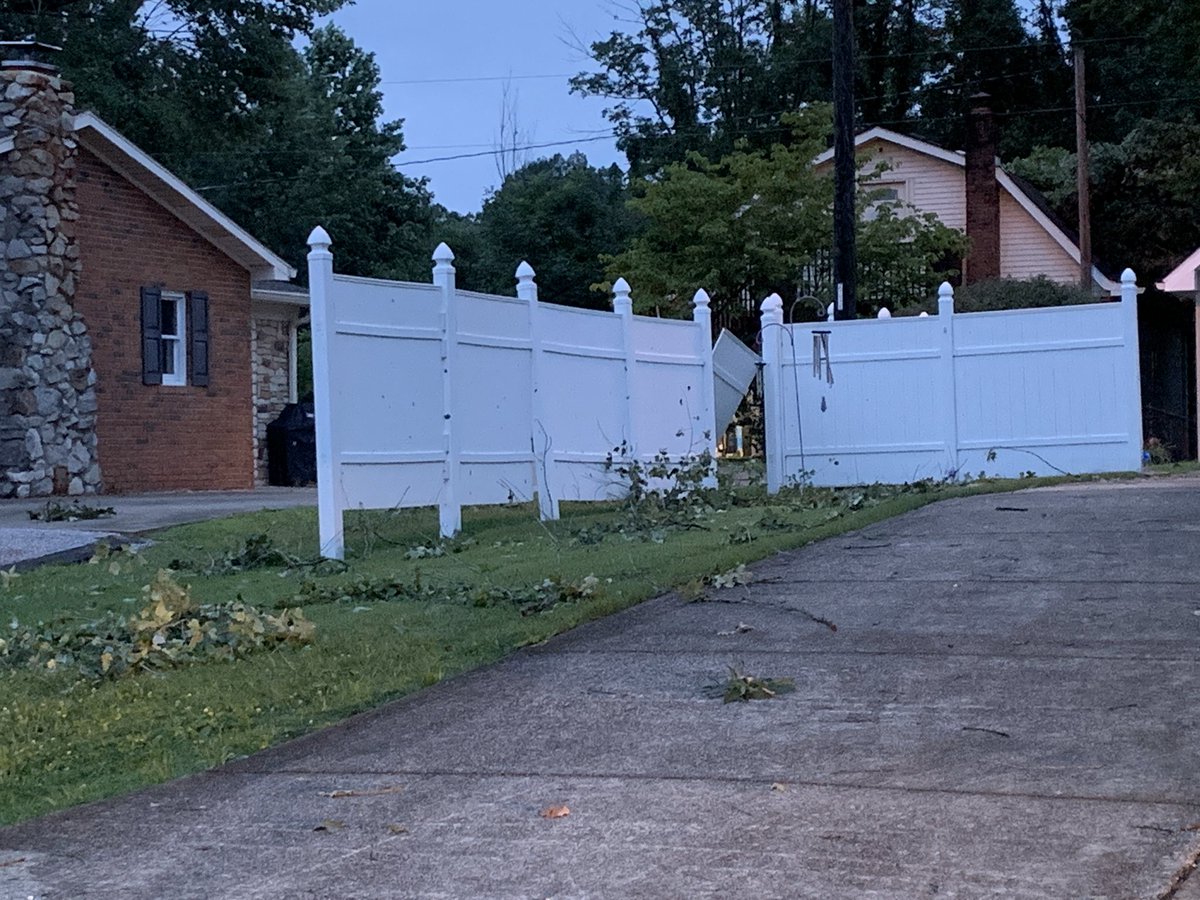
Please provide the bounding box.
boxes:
[863,181,908,222]
[159,291,187,386]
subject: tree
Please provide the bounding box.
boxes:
[605,108,966,336]
[910,0,1073,159]
[1009,120,1200,280]
[570,0,835,178]
[1063,0,1200,144]
[213,24,437,281]
[1,2,437,279]
[466,154,642,309]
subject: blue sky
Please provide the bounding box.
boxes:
[324,2,631,213]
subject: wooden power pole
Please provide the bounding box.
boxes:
[1074,45,1093,292]
[832,0,857,319]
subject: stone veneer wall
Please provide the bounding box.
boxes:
[0,65,100,498]
[251,314,294,485]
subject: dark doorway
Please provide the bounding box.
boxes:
[1138,290,1196,460]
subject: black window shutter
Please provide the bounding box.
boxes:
[141,286,163,385]
[188,291,210,387]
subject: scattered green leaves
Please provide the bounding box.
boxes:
[0,570,315,682]
[288,572,603,617]
[714,666,796,703]
[172,533,346,577]
[27,500,116,523]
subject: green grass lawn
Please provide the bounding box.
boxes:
[0,472,1112,826]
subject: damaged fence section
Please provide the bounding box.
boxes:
[760,271,1144,490]
[307,228,717,559]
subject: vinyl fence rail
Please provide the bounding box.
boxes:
[760,270,1144,491]
[307,227,717,559]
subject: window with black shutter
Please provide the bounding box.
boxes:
[141,286,163,385]
[188,291,210,387]
[141,287,212,387]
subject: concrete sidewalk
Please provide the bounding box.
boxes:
[2,480,1198,898]
[0,488,316,570]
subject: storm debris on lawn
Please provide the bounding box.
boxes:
[0,569,315,681]
[28,500,116,522]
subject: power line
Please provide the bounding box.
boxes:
[191,85,1200,197]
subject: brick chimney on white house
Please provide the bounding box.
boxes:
[0,40,101,498]
[964,93,1001,285]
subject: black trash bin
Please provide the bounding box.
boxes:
[266,402,316,486]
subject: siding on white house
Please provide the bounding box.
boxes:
[852,139,966,230]
[816,136,1090,288]
[997,190,1082,283]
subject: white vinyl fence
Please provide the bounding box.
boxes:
[760,271,1144,490]
[307,227,717,558]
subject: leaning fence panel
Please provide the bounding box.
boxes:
[760,271,1143,491]
[308,228,717,558]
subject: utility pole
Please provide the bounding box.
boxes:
[1074,45,1093,292]
[832,0,857,319]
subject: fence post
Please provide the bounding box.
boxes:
[692,289,719,486]
[433,242,462,538]
[937,281,961,479]
[613,277,638,462]
[760,293,785,494]
[1121,268,1144,468]
[307,226,344,559]
[518,261,560,521]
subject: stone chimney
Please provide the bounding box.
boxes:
[964,93,1001,285]
[0,41,101,498]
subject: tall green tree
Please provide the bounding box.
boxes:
[1,2,436,278]
[607,108,966,336]
[907,0,1073,159]
[462,153,641,309]
[1008,0,1200,277]
[202,24,437,281]
[571,0,835,178]
[1063,0,1200,144]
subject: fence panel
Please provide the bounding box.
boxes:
[632,316,713,455]
[308,228,718,558]
[325,276,446,513]
[537,303,630,503]
[761,272,1143,492]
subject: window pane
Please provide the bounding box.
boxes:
[161,298,178,337]
[161,338,175,374]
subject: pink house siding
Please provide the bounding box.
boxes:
[997,191,1082,283]
[814,129,1115,294]
[853,140,966,230]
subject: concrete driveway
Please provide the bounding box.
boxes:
[1,480,1198,898]
[0,487,316,569]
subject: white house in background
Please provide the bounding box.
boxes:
[814,123,1122,296]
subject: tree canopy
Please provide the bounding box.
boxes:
[573,0,1200,282]
[606,108,966,332]
[459,153,641,309]
[2,0,436,279]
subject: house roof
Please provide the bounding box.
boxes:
[73,113,295,281]
[252,279,309,307]
[1157,247,1200,295]
[815,127,1120,295]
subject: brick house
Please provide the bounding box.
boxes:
[0,44,308,497]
